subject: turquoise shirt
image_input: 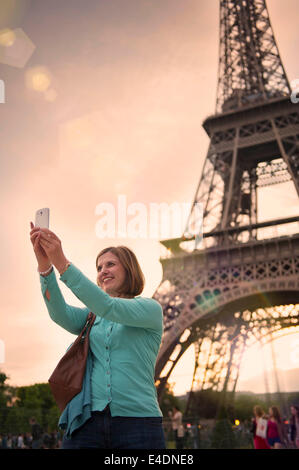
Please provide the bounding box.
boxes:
[40,264,163,417]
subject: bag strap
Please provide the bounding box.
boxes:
[80,312,96,343]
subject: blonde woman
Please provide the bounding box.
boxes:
[252,405,270,449]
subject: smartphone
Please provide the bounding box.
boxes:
[35,208,50,228]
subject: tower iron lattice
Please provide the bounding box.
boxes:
[153,0,299,411]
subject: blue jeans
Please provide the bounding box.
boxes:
[267,436,281,447]
[31,439,42,449]
[62,406,165,449]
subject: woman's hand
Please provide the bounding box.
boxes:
[37,228,70,274]
[30,222,51,272]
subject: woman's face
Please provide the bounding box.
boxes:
[96,251,127,297]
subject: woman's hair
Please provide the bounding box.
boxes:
[270,406,282,423]
[290,405,299,426]
[253,405,264,418]
[96,246,145,298]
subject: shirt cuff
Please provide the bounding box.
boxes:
[39,268,56,296]
[59,263,82,286]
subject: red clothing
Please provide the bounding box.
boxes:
[254,436,270,449]
[267,419,279,439]
[253,418,270,449]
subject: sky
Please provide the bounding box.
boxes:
[0,0,298,395]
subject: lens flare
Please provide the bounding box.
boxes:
[25,66,51,92]
[0,28,16,46]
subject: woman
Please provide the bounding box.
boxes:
[169,406,185,449]
[29,223,165,449]
[290,405,299,449]
[251,405,270,449]
[267,406,286,449]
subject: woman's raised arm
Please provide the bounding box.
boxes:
[59,264,163,332]
[39,268,89,335]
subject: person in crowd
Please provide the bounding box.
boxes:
[23,432,32,449]
[56,429,63,448]
[29,417,43,449]
[251,405,270,449]
[29,223,165,449]
[42,430,52,449]
[17,433,24,449]
[6,434,12,449]
[169,405,185,449]
[11,434,18,448]
[267,406,287,449]
[289,405,299,449]
[45,431,57,449]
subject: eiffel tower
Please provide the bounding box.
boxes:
[153,0,299,410]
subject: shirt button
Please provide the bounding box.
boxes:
[106,346,108,350]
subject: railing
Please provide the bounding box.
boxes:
[160,215,299,258]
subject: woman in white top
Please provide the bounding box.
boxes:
[169,406,184,449]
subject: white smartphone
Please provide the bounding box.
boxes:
[35,208,50,228]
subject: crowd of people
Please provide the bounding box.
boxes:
[0,417,62,449]
[1,405,298,449]
[251,404,299,449]
[166,403,299,449]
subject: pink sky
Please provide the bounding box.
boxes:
[0,0,298,393]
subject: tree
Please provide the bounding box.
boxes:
[0,371,10,434]
[0,371,10,407]
[16,383,55,409]
[211,418,237,449]
[185,389,220,419]
[15,383,60,432]
[234,394,267,421]
[159,382,185,417]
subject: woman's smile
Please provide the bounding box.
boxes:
[97,252,126,296]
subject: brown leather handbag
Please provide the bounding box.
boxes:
[48,312,96,412]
